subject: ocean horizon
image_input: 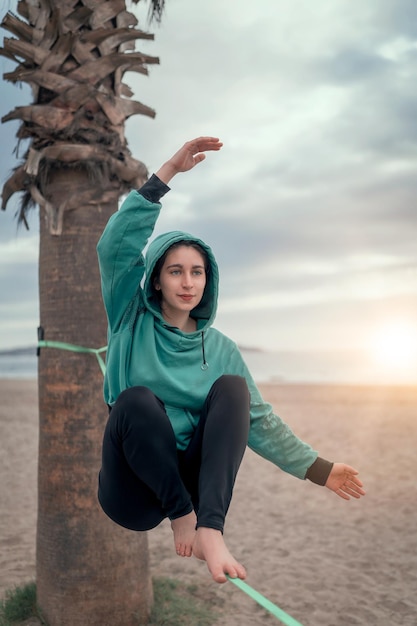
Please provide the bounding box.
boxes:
[0,345,415,386]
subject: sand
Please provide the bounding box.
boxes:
[1,379,416,625]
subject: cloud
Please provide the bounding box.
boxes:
[0,233,38,263]
[317,48,392,84]
[0,0,416,358]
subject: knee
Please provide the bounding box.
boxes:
[212,375,250,405]
[115,386,162,415]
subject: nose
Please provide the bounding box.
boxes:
[182,272,193,289]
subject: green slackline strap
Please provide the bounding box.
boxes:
[38,340,107,376]
[226,576,304,626]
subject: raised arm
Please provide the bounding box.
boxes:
[97,137,223,329]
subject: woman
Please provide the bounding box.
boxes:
[97,137,365,584]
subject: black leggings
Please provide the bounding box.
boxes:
[98,375,250,533]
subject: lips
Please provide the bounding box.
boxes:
[178,294,194,301]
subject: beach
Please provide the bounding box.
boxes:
[1,379,416,625]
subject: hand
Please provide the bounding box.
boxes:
[325,463,365,500]
[156,137,223,184]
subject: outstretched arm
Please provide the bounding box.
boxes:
[325,463,365,500]
[156,137,223,185]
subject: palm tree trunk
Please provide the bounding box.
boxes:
[36,169,152,625]
[1,0,166,619]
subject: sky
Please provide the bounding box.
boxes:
[0,0,416,381]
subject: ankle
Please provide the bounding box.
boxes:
[196,524,224,535]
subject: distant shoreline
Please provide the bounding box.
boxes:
[1,378,416,391]
[1,346,416,386]
[0,346,37,357]
[0,345,264,356]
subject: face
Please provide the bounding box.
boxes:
[154,245,207,325]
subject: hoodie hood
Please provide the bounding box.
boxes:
[143,230,219,331]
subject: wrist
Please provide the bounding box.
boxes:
[138,173,170,202]
[155,160,180,185]
[305,457,334,486]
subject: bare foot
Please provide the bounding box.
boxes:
[170,511,197,557]
[193,527,247,584]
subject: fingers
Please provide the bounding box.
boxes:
[186,137,223,154]
[350,474,365,490]
[350,484,366,497]
[346,471,366,496]
[193,153,206,165]
[336,476,366,500]
[335,486,356,500]
[330,463,366,499]
[335,488,351,501]
[343,485,363,499]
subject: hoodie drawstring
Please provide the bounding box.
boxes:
[201,331,209,370]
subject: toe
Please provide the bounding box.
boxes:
[213,571,228,584]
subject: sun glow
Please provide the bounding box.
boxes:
[370,321,417,372]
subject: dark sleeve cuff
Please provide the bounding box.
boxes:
[138,173,171,203]
[305,457,334,486]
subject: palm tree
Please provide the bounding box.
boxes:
[1,1,165,624]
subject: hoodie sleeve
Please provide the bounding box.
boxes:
[97,187,163,330]
[227,343,331,481]
[248,384,319,480]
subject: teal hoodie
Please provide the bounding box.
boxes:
[97,189,318,480]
